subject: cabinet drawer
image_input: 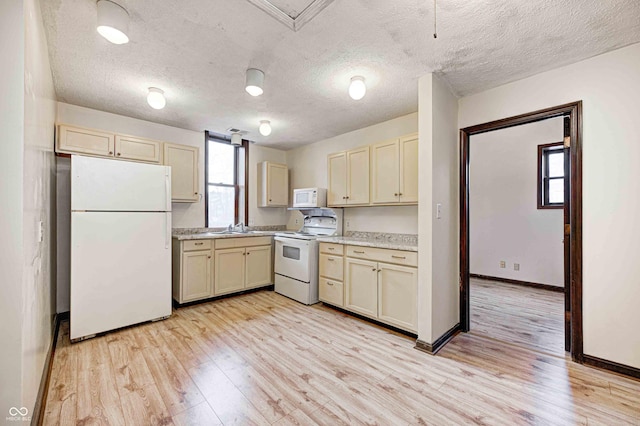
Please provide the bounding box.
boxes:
[183,240,211,251]
[319,277,343,307]
[346,245,417,267]
[215,236,272,249]
[320,242,344,255]
[319,254,343,281]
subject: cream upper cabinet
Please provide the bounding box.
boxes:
[371,139,400,204]
[214,248,246,295]
[327,152,347,206]
[377,263,418,332]
[347,146,370,205]
[258,162,288,207]
[327,146,370,206]
[164,143,199,203]
[57,124,115,157]
[245,245,272,289]
[344,257,378,318]
[181,250,213,302]
[115,135,162,163]
[399,133,419,203]
[371,133,418,205]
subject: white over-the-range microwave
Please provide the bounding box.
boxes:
[292,188,327,208]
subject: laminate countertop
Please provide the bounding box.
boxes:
[172,231,277,241]
[316,235,418,252]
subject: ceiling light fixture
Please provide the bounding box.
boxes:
[245,68,265,97]
[259,120,272,136]
[349,76,366,100]
[147,87,166,109]
[231,133,243,146]
[96,0,130,45]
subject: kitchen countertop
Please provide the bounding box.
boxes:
[172,230,277,241]
[316,235,418,252]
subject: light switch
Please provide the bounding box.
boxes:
[514,263,520,271]
[436,203,442,219]
[38,220,44,243]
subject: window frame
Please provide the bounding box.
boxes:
[537,142,564,209]
[204,131,249,227]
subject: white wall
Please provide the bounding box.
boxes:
[285,113,418,233]
[459,42,640,369]
[470,118,564,286]
[22,0,58,412]
[0,0,26,417]
[0,0,57,416]
[417,74,460,343]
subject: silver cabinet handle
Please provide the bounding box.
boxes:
[392,255,406,259]
[372,268,377,271]
[195,242,204,245]
[354,250,365,254]
[328,247,335,250]
[327,258,334,262]
[327,281,334,286]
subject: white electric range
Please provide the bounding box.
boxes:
[274,208,342,304]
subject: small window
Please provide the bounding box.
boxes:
[205,132,248,227]
[538,142,564,209]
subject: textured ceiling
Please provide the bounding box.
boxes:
[40,0,640,149]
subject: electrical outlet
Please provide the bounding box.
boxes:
[436,203,442,219]
[514,263,520,271]
[499,261,506,268]
[346,220,351,229]
[294,218,299,225]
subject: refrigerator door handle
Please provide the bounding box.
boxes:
[165,212,171,249]
[165,169,171,211]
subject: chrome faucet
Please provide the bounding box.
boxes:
[234,222,245,233]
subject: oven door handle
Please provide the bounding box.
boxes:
[274,237,310,247]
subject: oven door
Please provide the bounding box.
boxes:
[274,237,311,282]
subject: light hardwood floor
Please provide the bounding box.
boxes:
[44,290,640,425]
[470,278,565,356]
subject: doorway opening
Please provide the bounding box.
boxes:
[460,102,583,361]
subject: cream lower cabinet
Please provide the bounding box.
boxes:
[345,258,379,318]
[172,240,213,303]
[319,243,345,306]
[324,244,418,333]
[214,248,246,295]
[173,237,272,303]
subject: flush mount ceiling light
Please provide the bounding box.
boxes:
[147,87,166,110]
[245,68,265,97]
[231,133,243,146]
[96,0,130,45]
[259,120,272,136]
[349,76,366,100]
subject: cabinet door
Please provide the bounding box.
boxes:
[399,133,419,204]
[181,250,212,302]
[214,248,246,295]
[327,152,347,206]
[347,146,370,205]
[345,258,378,318]
[267,163,289,206]
[371,139,400,204]
[319,277,344,307]
[245,245,272,289]
[115,135,162,163]
[164,143,199,202]
[57,124,115,157]
[378,263,417,332]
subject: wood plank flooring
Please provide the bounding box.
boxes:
[43,290,640,425]
[470,277,566,356]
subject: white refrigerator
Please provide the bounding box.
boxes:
[70,155,172,341]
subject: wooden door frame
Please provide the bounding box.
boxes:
[459,101,583,362]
